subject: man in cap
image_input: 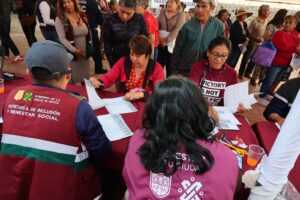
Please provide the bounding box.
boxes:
[0,40,111,199]
[171,0,224,76]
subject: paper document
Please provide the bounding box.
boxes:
[84,79,106,110]
[158,30,176,53]
[103,97,137,114]
[0,117,2,123]
[214,106,240,130]
[224,81,256,113]
[97,114,133,141]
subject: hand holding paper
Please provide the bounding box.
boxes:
[224,81,256,113]
[84,79,106,110]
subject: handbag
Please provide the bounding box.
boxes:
[20,2,37,27]
[252,41,277,67]
[21,14,34,26]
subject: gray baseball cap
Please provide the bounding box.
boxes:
[25,40,73,77]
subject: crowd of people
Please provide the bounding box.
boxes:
[1,0,300,199]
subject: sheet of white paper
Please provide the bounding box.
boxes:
[103,97,137,114]
[84,79,106,110]
[159,30,175,53]
[214,106,241,125]
[97,114,133,141]
[0,117,3,123]
[224,81,256,112]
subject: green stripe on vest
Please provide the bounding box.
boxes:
[0,143,89,169]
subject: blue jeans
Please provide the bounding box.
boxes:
[259,66,287,98]
[227,48,241,68]
[154,47,158,62]
[40,26,59,43]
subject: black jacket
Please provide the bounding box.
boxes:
[229,20,249,50]
[79,0,103,28]
[103,12,149,66]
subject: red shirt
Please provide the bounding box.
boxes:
[144,11,159,48]
[100,57,165,93]
[272,29,299,67]
[189,60,238,106]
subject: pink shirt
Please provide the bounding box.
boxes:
[123,129,238,200]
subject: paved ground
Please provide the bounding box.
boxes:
[4,14,298,125]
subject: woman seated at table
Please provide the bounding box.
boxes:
[189,36,238,106]
[90,35,164,101]
[123,77,240,199]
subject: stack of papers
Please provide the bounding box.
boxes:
[84,79,106,110]
[214,106,241,130]
[103,97,137,114]
[97,114,133,141]
[224,81,256,113]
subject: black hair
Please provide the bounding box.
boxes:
[217,8,229,19]
[268,9,288,26]
[203,36,231,59]
[119,0,137,8]
[30,67,63,82]
[138,77,215,176]
[208,36,231,53]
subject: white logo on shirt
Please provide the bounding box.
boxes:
[149,172,172,198]
[178,177,204,200]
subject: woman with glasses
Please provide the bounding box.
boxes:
[189,36,238,106]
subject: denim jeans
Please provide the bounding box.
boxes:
[227,48,241,68]
[259,66,287,98]
[238,43,259,76]
[40,26,59,43]
[153,47,158,62]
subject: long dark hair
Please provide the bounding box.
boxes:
[138,77,215,176]
[268,9,288,26]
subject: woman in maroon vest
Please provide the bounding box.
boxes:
[123,77,240,199]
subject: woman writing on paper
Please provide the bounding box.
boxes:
[90,35,165,101]
[123,77,240,199]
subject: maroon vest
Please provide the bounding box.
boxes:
[0,85,100,200]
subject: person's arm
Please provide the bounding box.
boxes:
[39,1,55,26]
[263,96,287,123]
[88,0,103,25]
[55,17,85,58]
[167,12,185,42]
[139,15,149,37]
[55,17,76,53]
[103,16,115,66]
[90,57,124,89]
[189,61,202,84]
[248,19,263,43]
[170,26,186,73]
[268,113,285,126]
[75,101,111,157]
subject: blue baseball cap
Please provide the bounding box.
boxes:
[25,40,73,77]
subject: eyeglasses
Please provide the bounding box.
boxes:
[209,51,228,60]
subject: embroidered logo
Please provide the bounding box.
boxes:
[150,172,172,198]
[14,90,25,101]
[178,177,204,200]
[23,92,33,102]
